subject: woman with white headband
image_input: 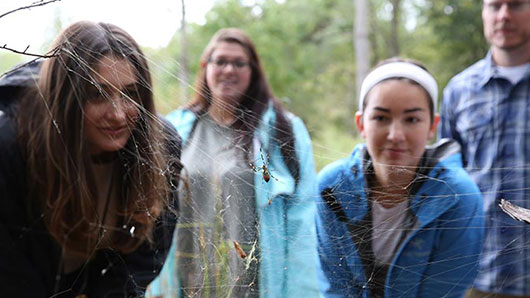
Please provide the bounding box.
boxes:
[315,58,484,297]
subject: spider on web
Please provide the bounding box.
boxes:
[249,148,278,183]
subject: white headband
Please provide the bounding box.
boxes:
[358,62,438,112]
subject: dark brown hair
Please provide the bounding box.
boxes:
[187,28,299,180]
[18,21,169,257]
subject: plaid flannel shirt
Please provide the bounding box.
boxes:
[440,51,530,296]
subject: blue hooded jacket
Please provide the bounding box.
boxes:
[316,140,484,298]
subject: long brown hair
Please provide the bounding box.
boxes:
[18,21,170,257]
[188,28,299,180]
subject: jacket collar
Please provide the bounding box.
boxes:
[478,50,497,88]
[478,49,530,88]
[342,140,461,228]
[166,109,198,146]
[254,101,276,150]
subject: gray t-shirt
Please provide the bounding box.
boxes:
[371,199,409,264]
[177,115,259,297]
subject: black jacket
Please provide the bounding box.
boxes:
[0,61,181,298]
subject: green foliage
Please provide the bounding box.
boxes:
[151,0,360,170]
[411,0,488,88]
[146,21,216,114]
[148,0,490,170]
[369,0,398,62]
[0,52,28,75]
[312,124,363,171]
[0,0,490,170]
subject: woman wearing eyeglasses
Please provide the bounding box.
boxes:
[147,28,320,297]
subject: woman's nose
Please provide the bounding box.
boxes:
[222,63,236,72]
[387,121,405,142]
[107,93,128,120]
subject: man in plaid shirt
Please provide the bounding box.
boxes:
[440,1,530,297]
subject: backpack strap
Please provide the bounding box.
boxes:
[321,187,384,296]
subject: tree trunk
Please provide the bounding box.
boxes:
[179,0,189,103]
[390,0,401,56]
[354,0,371,114]
[368,0,379,65]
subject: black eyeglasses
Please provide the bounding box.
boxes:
[483,0,530,13]
[208,58,250,70]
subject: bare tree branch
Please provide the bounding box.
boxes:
[0,0,61,20]
[0,44,59,58]
[0,1,63,63]
[0,43,61,79]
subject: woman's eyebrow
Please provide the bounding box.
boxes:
[373,107,390,113]
[372,107,425,113]
[404,107,424,113]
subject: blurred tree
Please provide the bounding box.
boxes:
[354,0,370,130]
[179,0,190,101]
[389,0,402,56]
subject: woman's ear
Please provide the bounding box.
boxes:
[355,111,366,139]
[200,60,207,68]
[428,113,441,139]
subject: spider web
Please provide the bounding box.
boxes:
[1,5,530,298]
[149,52,530,297]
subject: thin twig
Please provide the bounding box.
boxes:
[0,0,62,20]
[0,45,61,80]
[0,44,59,58]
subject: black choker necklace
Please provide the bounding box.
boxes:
[91,151,118,164]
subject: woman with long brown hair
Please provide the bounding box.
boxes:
[147,28,320,297]
[0,21,181,297]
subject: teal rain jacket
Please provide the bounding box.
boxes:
[147,104,321,297]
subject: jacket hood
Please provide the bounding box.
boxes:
[0,60,41,116]
[0,59,41,88]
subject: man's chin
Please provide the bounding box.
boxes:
[492,38,530,52]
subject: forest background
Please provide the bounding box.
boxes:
[0,0,487,170]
